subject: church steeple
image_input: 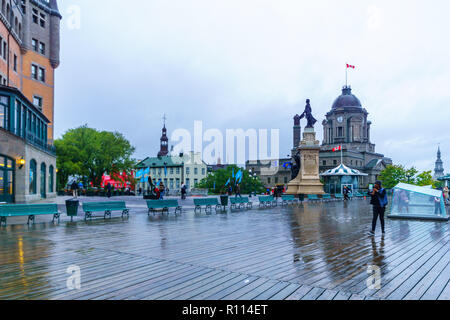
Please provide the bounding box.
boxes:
[434,146,444,179]
[157,115,169,157]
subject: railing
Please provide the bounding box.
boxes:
[25,132,56,155]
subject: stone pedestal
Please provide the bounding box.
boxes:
[286,128,325,196]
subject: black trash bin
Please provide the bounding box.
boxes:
[220,195,229,211]
[65,199,79,221]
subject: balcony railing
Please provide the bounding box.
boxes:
[25,132,56,155]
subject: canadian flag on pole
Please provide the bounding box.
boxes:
[332,146,342,152]
[346,64,355,69]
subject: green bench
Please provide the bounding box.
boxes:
[258,196,277,208]
[230,197,253,210]
[281,195,299,206]
[82,201,130,220]
[194,198,221,214]
[0,204,61,226]
[306,194,320,202]
[147,200,182,215]
[335,194,344,200]
[322,194,332,201]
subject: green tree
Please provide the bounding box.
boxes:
[198,165,266,195]
[378,165,407,189]
[415,171,435,187]
[55,125,136,189]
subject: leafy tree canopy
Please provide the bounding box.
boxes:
[55,125,136,189]
[197,165,266,195]
[378,165,438,189]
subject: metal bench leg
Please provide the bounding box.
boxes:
[53,213,60,223]
[1,217,6,226]
[195,206,201,214]
[28,215,35,225]
[104,211,112,219]
[122,210,129,218]
[206,205,212,215]
[176,207,182,215]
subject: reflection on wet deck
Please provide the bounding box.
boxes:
[0,199,449,300]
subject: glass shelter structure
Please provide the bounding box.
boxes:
[388,183,449,221]
[320,164,368,195]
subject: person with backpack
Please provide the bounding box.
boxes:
[369,180,388,236]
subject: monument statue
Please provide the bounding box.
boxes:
[299,99,317,128]
[286,98,324,196]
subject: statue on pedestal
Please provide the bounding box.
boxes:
[299,99,317,128]
[286,98,324,196]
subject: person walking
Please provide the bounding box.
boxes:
[235,183,242,198]
[71,181,79,199]
[107,182,112,198]
[369,181,388,236]
[181,184,187,200]
[343,186,350,201]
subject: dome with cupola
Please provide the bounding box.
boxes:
[332,86,362,109]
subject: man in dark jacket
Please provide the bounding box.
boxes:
[369,181,388,236]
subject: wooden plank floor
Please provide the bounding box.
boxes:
[0,196,449,300]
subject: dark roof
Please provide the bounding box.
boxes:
[137,156,183,168]
[0,85,50,123]
[332,86,362,109]
[438,174,450,181]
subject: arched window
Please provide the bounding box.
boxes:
[49,165,54,193]
[2,0,5,15]
[29,159,37,194]
[40,162,46,198]
[6,4,9,21]
[14,17,18,31]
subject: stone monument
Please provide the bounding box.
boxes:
[286,99,325,196]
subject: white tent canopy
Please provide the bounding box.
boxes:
[320,164,368,177]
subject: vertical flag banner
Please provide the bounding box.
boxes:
[225,178,230,186]
[164,166,167,176]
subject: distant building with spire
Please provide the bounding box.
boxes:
[434,146,444,179]
[157,117,169,157]
[136,116,208,191]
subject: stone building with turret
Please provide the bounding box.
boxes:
[0,0,61,203]
[319,86,392,188]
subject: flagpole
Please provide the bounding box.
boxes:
[346,65,347,87]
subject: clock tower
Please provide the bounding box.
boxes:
[321,86,374,152]
[318,85,392,186]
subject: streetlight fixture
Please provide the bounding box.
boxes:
[18,157,25,169]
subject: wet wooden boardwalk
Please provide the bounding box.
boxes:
[0,197,449,300]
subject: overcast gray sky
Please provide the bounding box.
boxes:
[55,0,450,173]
